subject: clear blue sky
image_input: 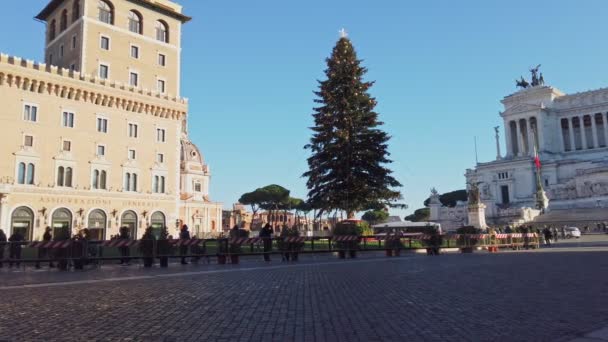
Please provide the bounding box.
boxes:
[2,0,607,217]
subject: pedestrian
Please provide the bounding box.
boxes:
[0,229,6,268]
[179,224,190,265]
[35,226,54,269]
[118,226,131,265]
[505,226,512,234]
[552,227,559,243]
[8,230,24,268]
[260,223,273,262]
[543,227,552,247]
[140,226,156,268]
[561,226,566,239]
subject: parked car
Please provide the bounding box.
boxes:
[565,227,581,239]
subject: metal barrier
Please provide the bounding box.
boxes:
[0,233,542,269]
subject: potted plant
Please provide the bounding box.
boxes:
[279,225,304,261]
[140,226,156,268]
[456,226,482,253]
[157,226,170,268]
[332,220,364,259]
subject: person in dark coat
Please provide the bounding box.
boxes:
[259,223,273,262]
[8,231,24,268]
[119,226,131,265]
[36,226,54,269]
[179,224,190,265]
[0,229,7,268]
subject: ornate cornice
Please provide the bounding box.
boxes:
[0,54,187,121]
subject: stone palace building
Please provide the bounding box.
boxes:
[0,0,222,240]
[431,79,608,229]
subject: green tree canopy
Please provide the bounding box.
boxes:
[404,208,430,222]
[423,189,467,207]
[303,36,402,218]
[361,210,389,225]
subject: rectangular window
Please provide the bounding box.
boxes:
[60,45,64,58]
[62,111,75,128]
[157,79,166,94]
[194,182,202,192]
[97,145,106,157]
[156,128,166,142]
[158,53,166,66]
[100,36,110,50]
[157,153,164,163]
[99,64,109,79]
[23,104,38,122]
[62,140,71,152]
[97,117,108,133]
[71,35,77,49]
[128,149,136,160]
[128,123,138,138]
[129,72,139,87]
[24,135,34,147]
[130,45,139,59]
[500,185,510,205]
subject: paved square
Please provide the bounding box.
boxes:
[0,249,607,341]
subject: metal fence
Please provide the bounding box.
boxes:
[0,233,541,269]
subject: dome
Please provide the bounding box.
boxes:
[180,139,204,164]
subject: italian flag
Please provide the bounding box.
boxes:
[533,141,541,170]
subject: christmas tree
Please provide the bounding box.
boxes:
[304,32,402,219]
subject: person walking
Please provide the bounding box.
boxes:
[118,226,131,265]
[552,227,559,243]
[0,229,7,268]
[179,224,190,265]
[260,223,273,262]
[8,230,24,268]
[35,227,54,269]
[543,227,552,247]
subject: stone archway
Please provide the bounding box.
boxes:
[11,207,34,241]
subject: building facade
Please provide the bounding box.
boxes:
[0,0,221,240]
[432,82,608,228]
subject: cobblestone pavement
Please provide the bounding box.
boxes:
[0,250,607,341]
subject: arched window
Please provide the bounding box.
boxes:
[160,176,165,193]
[132,173,138,192]
[60,9,68,31]
[72,0,80,22]
[128,10,142,34]
[66,167,72,187]
[98,0,114,25]
[57,166,65,186]
[153,175,159,193]
[87,209,107,240]
[49,20,56,41]
[11,207,34,241]
[155,20,169,43]
[52,208,72,239]
[150,211,165,237]
[17,162,26,184]
[92,170,99,189]
[121,210,138,238]
[100,171,107,189]
[125,173,131,191]
[26,164,35,185]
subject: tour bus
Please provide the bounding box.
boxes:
[372,220,442,236]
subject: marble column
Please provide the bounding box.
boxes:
[591,115,599,149]
[559,119,567,152]
[516,120,524,156]
[605,113,608,148]
[505,122,513,157]
[527,119,535,156]
[580,115,588,149]
[569,117,576,151]
[0,195,9,234]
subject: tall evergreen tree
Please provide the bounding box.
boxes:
[304,34,402,219]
